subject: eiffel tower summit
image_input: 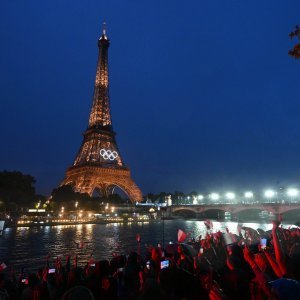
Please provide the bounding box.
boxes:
[61,24,143,202]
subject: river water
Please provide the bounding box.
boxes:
[0,220,294,273]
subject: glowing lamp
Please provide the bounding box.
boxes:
[244,191,253,198]
[287,188,298,197]
[210,193,220,200]
[226,192,235,200]
[264,190,275,198]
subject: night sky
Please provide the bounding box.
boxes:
[1,1,300,196]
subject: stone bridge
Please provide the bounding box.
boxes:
[168,203,300,218]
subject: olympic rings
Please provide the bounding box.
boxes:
[100,149,118,161]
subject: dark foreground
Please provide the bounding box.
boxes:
[0,221,300,299]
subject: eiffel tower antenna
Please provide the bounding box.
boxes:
[101,21,108,40]
[102,21,106,36]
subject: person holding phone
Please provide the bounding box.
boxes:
[149,247,162,275]
[20,273,43,300]
[260,238,267,250]
[177,245,193,273]
[160,260,169,270]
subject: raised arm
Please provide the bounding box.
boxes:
[271,220,287,276]
[243,246,273,298]
[264,251,284,278]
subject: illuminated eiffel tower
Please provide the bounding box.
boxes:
[61,24,142,202]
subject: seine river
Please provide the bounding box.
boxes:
[0,220,294,273]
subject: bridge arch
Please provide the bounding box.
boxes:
[173,208,197,218]
[61,176,142,203]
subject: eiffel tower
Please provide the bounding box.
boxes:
[61,24,143,202]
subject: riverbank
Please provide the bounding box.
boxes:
[3,215,299,229]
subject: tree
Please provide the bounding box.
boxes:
[0,170,37,211]
[50,185,92,210]
[51,185,77,203]
[173,191,185,204]
[289,25,300,59]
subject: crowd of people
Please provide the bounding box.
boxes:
[0,220,300,299]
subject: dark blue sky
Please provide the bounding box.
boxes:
[1,1,300,196]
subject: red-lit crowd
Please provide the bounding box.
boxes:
[0,220,300,299]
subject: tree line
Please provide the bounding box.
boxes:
[0,170,196,213]
[0,170,131,213]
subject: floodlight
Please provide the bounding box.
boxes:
[210,193,220,200]
[287,188,298,197]
[226,192,235,200]
[264,190,275,198]
[244,191,253,198]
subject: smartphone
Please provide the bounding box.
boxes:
[90,264,95,267]
[260,238,267,250]
[117,267,124,272]
[48,268,56,274]
[146,261,151,270]
[160,260,169,269]
[199,248,204,254]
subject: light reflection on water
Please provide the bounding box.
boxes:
[0,220,293,272]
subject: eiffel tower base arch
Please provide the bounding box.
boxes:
[61,165,143,203]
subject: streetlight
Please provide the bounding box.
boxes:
[264,190,275,203]
[244,191,253,198]
[225,192,235,202]
[186,196,190,205]
[198,195,204,201]
[210,193,220,201]
[244,191,253,204]
[287,188,298,203]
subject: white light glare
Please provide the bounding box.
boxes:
[210,193,220,200]
[264,190,275,198]
[226,192,235,200]
[244,191,253,198]
[287,188,298,197]
[198,195,204,200]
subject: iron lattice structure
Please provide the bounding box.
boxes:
[61,26,142,202]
